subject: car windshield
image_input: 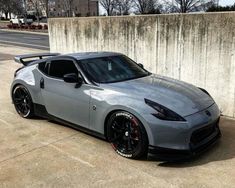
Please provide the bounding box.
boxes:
[79,55,150,83]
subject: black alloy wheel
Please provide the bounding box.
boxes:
[12,85,34,118]
[107,111,148,159]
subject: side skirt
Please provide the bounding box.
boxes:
[34,103,106,140]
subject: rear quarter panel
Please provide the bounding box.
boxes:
[11,65,44,105]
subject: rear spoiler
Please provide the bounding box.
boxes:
[14,53,60,66]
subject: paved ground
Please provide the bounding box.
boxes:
[0,21,8,29]
[0,44,235,188]
[0,29,49,50]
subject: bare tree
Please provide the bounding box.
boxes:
[22,0,28,16]
[115,0,133,15]
[45,0,49,17]
[207,3,235,12]
[100,0,117,16]
[29,0,50,18]
[10,0,24,16]
[25,0,53,18]
[164,0,217,13]
[134,0,161,14]
[28,0,42,22]
[41,0,49,17]
[0,0,23,19]
[0,0,11,19]
[59,0,74,17]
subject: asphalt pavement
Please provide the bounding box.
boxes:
[0,29,49,50]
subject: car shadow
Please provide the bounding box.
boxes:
[32,115,235,167]
[149,118,235,167]
[30,116,45,120]
[47,119,108,141]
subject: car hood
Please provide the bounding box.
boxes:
[101,74,214,117]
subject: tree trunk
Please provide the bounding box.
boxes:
[23,0,27,13]
[45,0,49,18]
[37,13,40,24]
[88,0,90,16]
[4,12,8,19]
[69,0,73,17]
[36,8,40,24]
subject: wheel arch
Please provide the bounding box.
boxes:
[11,83,23,101]
[104,109,120,140]
[103,107,152,145]
[11,83,35,118]
[11,81,35,103]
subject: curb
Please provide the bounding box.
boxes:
[0,28,48,36]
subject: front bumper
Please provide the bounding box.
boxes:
[148,122,221,161]
[144,103,221,160]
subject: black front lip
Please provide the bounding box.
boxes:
[148,127,221,161]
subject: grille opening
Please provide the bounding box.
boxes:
[191,120,219,145]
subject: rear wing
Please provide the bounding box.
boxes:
[14,53,60,66]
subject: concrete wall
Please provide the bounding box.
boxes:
[48,13,235,118]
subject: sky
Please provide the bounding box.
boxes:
[99,0,235,15]
[220,0,235,5]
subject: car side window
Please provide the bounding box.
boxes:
[38,61,49,75]
[48,60,78,79]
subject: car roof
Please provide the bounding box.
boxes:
[27,52,123,66]
[67,52,123,60]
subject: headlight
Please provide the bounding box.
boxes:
[145,99,186,121]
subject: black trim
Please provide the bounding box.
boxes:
[190,127,221,154]
[14,53,60,66]
[148,146,191,161]
[190,119,219,146]
[198,87,212,98]
[36,58,92,86]
[34,103,221,161]
[78,55,151,84]
[14,67,24,77]
[148,127,221,161]
[34,103,106,140]
[34,103,48,118]
[40,78,44,89]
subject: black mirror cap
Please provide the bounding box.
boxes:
[63,73,79,83]
[75,77,83,88]
[138,63,144,69]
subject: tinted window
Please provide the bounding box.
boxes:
[49,60,78,79]
[80,55,150,83]
[38,62,49,74]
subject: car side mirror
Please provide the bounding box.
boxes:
[138,63,144,69]
[64,73,78,83]
[63,73,83,88]
[75,77,83,88]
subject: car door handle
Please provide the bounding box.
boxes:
[40,78,44,89]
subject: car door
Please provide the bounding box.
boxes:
[40,58,90,129]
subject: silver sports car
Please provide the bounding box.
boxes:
[11,52,221,160]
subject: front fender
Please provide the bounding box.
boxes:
[104,105,154,143]
[89,93,154,144]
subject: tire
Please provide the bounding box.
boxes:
[12,85,34,118]
[107,111,148,159]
